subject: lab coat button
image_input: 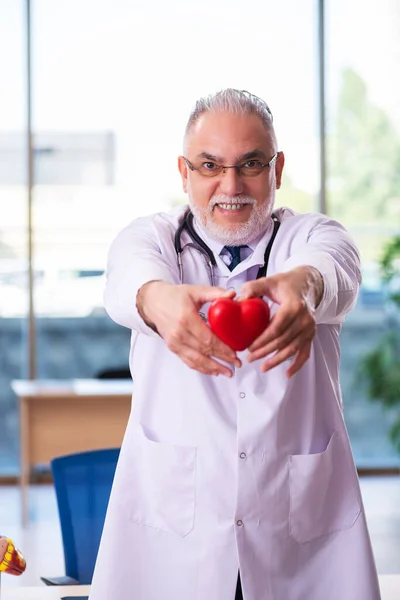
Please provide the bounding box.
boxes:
[239,392,246,399]
[239,452,247,459]
[236,519,243,527]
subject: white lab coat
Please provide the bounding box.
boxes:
[89,206,381,600]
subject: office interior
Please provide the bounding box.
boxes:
[0,0,399,598]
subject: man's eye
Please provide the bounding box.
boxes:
[203,162,218,170]
[243,160,260,169]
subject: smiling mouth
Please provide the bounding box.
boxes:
[215,203,248,211]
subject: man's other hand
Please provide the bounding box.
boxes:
[136,282,241,377]
[240,266,324,377]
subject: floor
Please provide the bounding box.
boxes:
[1,477,399,588]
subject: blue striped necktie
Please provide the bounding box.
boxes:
[224,245,248,271]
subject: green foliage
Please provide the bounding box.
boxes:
[381,236,400,306]
[333,68,400,450]
[328,68,400,238]
[381,237,400,280]
[359,236,400,452]
[359,333,400,408]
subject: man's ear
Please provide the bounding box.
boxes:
[275,151,285,189]
[178,156,188,193]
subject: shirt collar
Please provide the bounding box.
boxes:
[192,215,274,260]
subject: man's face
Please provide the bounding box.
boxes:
[178,111,284,244]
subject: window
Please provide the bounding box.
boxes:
[0,0,27,474]
[326,0,400,466]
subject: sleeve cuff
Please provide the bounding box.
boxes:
[104,262,175,336]
[282,251,339,323]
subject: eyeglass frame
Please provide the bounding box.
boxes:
[182,152,279,178]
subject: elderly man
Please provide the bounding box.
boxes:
[89,89,380,600]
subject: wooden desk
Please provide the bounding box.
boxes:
[11,379,133,526]
[3,585,91,599]
[2,577,400,599]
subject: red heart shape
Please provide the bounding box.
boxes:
[208,297,270,351]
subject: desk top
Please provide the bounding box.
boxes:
[3,585,91,599]
[11,379,133,399]
[2,577,400,599]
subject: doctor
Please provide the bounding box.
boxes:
[90,89,380,600]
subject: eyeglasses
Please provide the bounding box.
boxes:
[183,153,278,178]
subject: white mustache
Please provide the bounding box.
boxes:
[210,195,257,210]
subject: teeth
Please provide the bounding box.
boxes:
[218,204,243,211]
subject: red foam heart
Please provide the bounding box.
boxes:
[208,297,270,351]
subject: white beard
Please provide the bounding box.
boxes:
[188,194,274,246]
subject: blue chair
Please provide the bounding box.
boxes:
[41,448,120,586]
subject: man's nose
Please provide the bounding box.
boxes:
[218,167,244,196]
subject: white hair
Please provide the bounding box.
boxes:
[184,88,277,146]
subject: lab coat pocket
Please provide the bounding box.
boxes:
[289,431,361,544]
[121,422,197,538]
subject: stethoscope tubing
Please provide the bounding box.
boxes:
[174,209,280,285]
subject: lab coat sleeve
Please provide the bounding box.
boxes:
[282,215,362,325]
[104,216,177,335]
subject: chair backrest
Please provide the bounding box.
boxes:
[51,448,120,584]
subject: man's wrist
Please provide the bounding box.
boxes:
[136,280,164,332]
[291,266,324,309]
[305,266,324,308]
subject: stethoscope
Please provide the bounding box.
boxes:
[174,209,281,285]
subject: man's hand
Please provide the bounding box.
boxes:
[240,266,324,377]
[136,281,241,377]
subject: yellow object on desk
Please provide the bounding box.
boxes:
[0,537,26,576]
